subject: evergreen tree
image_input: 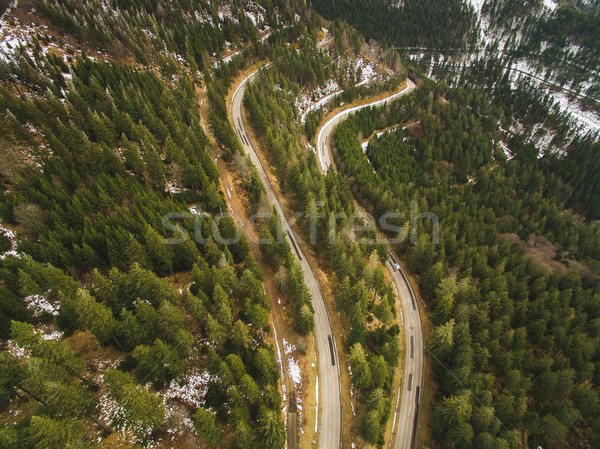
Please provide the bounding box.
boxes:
[193,407,222,444]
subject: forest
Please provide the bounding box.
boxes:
[332,82,600,448]
[243,39,406,444]
[317,0,600,223]
[0,0,317,446]
[1,0,599,447]
[309,0,477,49]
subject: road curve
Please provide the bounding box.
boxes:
[316,78,416,172]
[230,69,342,449]
[315,82,424,449]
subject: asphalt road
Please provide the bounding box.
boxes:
[316,78,416,172]
[315,82,424,449]
[388,255,424,449]
[231,68,342,449]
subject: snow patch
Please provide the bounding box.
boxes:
[164,368,215,408]
[271,324,286,401]
[498,140,512,160]
[0,222,20,260]
[296,79,340,122]
[282,337,302,424]
[24,294,59,317]
[361,140,369,153]
[7,339,30,360]
[38,327,63,341]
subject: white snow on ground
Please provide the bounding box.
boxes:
[189,205,202,216]
[283,338,301,386]
[165,180,187,194]
[355,59,376,87]
[24,294,59,317]
[6,339,30,360]
[259,29,271,42]
[498,140,513,160]
[221,50,240,64]
[0,13,57,62]
[299,90,340,123]
[465,0,494,48]
[164,369,215,408]
[217,4,238,24]
[0,0,17,21]
[0,36,25,60]
[461,0,600,139]
[288,355,301,385]
[530,123,560,157]
[142,28,157,40]
[552,90,600,135]
[296,79,340,120]
[40,330,62,340]
[98,390,129,432]
[37,325,63,340]
[271,324,287,402]
[509,68,600,136]
[0,222,20,260]
[96,358,122,371]
[297,58,380,123]
[244,6,266,28]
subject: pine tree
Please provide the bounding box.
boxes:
[213,283,233,326]
[258,408,285,449]
[335,276,352,311]
[60,288,116,343]
[0,353,25,408]
[144,225,174,276]
[103,369,165,438]
[27,416,84,449]
[230,319,252,351]
[193,407,222,444]
[254,348,276,384]
[348,343,371,390]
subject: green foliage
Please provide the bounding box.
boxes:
[135,338,188,387]
[0,1,324,447]
[193,407,222,444]
[257,408,285,449]
[335,82,600,448]
[361,388,391,445]
[60,289,116,343]
[103,369,165,441]
[310,0,477,49]
[27,415,85,449]
[243,42,407,442]
[0,353,25,408]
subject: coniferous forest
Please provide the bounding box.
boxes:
[0,0,599,448]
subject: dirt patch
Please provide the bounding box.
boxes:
[500,233,569,274]
[406,121,425,140]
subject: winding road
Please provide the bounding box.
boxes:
[230,67,342,449]
[230,37,423,448]
[316,81,424,449]
[316,78,416,171]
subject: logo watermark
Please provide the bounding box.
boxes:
[162,200,439,247]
